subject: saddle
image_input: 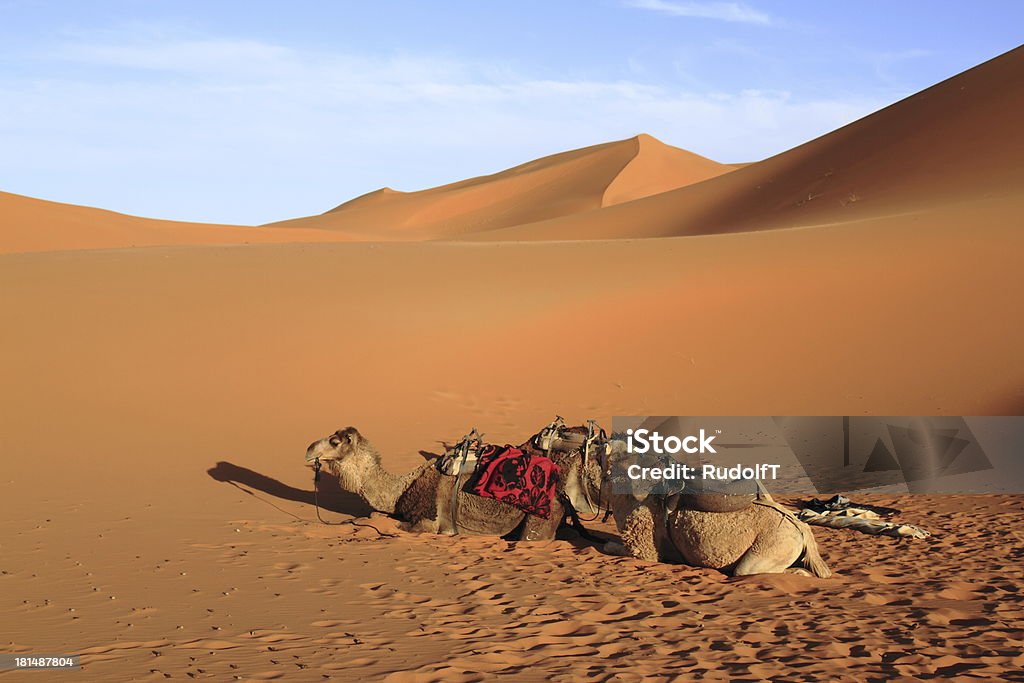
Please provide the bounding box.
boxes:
[530,415,608,462]
[437,427,485,476]
[470,444,559,519]
[435,428,561,533]
[529,416,611,518]
[675,478,758,513]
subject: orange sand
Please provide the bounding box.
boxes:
[0,192,353,255]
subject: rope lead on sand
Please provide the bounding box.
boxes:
[312,457,345,525]
[312,457,396,536]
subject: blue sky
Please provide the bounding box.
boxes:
[1,1,1021,224]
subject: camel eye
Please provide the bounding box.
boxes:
[329,437,341,448]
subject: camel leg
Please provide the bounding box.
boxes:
[732,549,791,576]
[619,501,660,562]
[400,517,441,534]
[731,528,804,576]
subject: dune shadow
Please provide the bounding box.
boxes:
[206,461,372,517]
[206,460,616,547]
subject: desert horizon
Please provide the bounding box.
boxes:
[2,6,1023,681]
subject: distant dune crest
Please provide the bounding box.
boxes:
[1,45,1022,251]
[469,44,1024,241]
[270,133,734,240]
[601,133,731,207]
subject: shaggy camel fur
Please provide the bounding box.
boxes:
[305,427,563,540]
[593,441,832,577]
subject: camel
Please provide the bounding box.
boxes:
[304,427,568,541]
[303,426,830,577]
[584,440,832,577]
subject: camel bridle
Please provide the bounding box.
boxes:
[312,456,346,525]
[311,454,396,537]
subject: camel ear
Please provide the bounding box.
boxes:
[338,427,360,447]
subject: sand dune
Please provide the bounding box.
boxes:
[2,46,1023,681]
[268,134,733,240]
[472,45,1024,241]
[0,191,353,255]
[4,48,1022,253]
[1,134,732,252]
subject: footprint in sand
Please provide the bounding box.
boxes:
[537,621,602,638]
[310,619,346,628]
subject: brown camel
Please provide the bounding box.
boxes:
[304,427,567,541]
[578,439,832,577]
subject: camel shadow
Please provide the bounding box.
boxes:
[205,459,617,550]
[206,461,372,517]
[560,524,618,552]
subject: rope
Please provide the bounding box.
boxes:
[312,458,397,538]
[577,421,603,522]
[559,492,606,544]
[573,454,603,523]
[222,479,309,523]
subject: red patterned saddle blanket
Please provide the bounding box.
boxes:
[470,444,560,519]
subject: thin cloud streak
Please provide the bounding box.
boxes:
[1,34,885,223]
[624,0,772,25]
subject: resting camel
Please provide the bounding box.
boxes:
[305,427,591,541]
[585,441,832,577]
[304,427,830,576]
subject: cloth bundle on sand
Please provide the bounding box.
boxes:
[470,445,560,519]
[797,495,930,539]
[802,494,901,518]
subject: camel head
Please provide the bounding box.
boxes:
[305,427,380,492]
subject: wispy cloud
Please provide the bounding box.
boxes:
[624,0,772,25]
[862,48,933,86]
[0,33,882,223]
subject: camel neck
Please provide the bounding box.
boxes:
[358,463,408,514]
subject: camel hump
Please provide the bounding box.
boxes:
[395,464,441,524]
[676,492,754,513]
[676,477,757,513]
